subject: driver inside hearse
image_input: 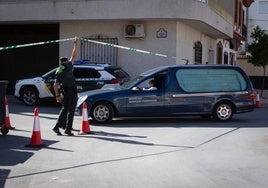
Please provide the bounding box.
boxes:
[140,79,157,90]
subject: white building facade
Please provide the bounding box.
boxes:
[0,0,238,78]
[237,0,268,77]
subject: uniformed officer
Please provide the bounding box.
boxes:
[52,37,78,136]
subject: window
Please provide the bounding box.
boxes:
[81,37,118,65]
[107,69,129,79]
[239,2,242,26]
[175,68,247,92]
[224,52,228,64]
[73,68,101,78]
[229,52,235,65]
[197,0,208,3]
[216,42,223,64]
[235,0,238,23]
[259,1,268,13]
[194,41,202,64]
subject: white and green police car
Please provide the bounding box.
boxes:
[14,63,130,106]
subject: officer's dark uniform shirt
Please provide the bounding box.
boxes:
[55,61,75,88]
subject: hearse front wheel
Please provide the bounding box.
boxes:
[91,102,114,124]
[213,101,234,122]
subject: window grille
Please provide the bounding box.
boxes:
[80,37,118,65]
[194,41,202,64]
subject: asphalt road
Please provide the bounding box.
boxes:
[1,96,268,188]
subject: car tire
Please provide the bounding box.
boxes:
[21,87,39,106]
[213,101,234,121]
[91,102,114,124]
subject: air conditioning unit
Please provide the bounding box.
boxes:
[124,24,145,38]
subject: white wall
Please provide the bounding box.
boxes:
[176,22,217,65]
[0,0,233,39]
[60,20,177,77]
[242,0,268,76]
[248,0,268,39]
[119,21,177,77]
[59,20,218,77]
[0,0,233,78]
[237,59,268,76]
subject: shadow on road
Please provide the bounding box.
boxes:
[0,134,63,166]
[0,133,70,186]
[7,95,60,115]
[91,114,268,128]
[0,169,10,188]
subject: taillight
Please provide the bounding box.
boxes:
[248,93,255,100]
[111,78,119,84]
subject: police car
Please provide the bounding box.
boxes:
[14,63,130,106]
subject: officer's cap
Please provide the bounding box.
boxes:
[59,57,69,62]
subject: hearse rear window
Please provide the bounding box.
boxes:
[176,68,247,92]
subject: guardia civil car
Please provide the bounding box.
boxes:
[14,63,130,106]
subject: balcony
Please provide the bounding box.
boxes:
[243,0,254,7]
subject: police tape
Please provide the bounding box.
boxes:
[80,37,179,60]
[0,37,75,51]
[0,37,180,61]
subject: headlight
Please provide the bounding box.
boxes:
[76,95,88,108]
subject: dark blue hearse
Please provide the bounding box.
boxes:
[76,64,255,123]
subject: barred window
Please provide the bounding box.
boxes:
[194,41,202,64]
[80,37,118,66]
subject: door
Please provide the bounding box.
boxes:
[167,68,205,114]
[73,67,104,92]
[208,49,215,64]
[126,76,166,116]
[126,89,165,116]
[168,93,205,114]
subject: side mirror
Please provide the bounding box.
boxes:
[132,87,140,92]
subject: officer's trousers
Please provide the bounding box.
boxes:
[56,87,77,131]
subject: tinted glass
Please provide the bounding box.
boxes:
[73,68,101,78]
[105,67,129,79]
[42,68,57,79]
[176,68,247,92]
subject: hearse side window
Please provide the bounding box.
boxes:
[175,68,247,92]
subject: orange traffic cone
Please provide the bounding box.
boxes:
[25,108,45,148]
[255,91,261,108]
[5,97,15,129]
[79,102,91,134]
